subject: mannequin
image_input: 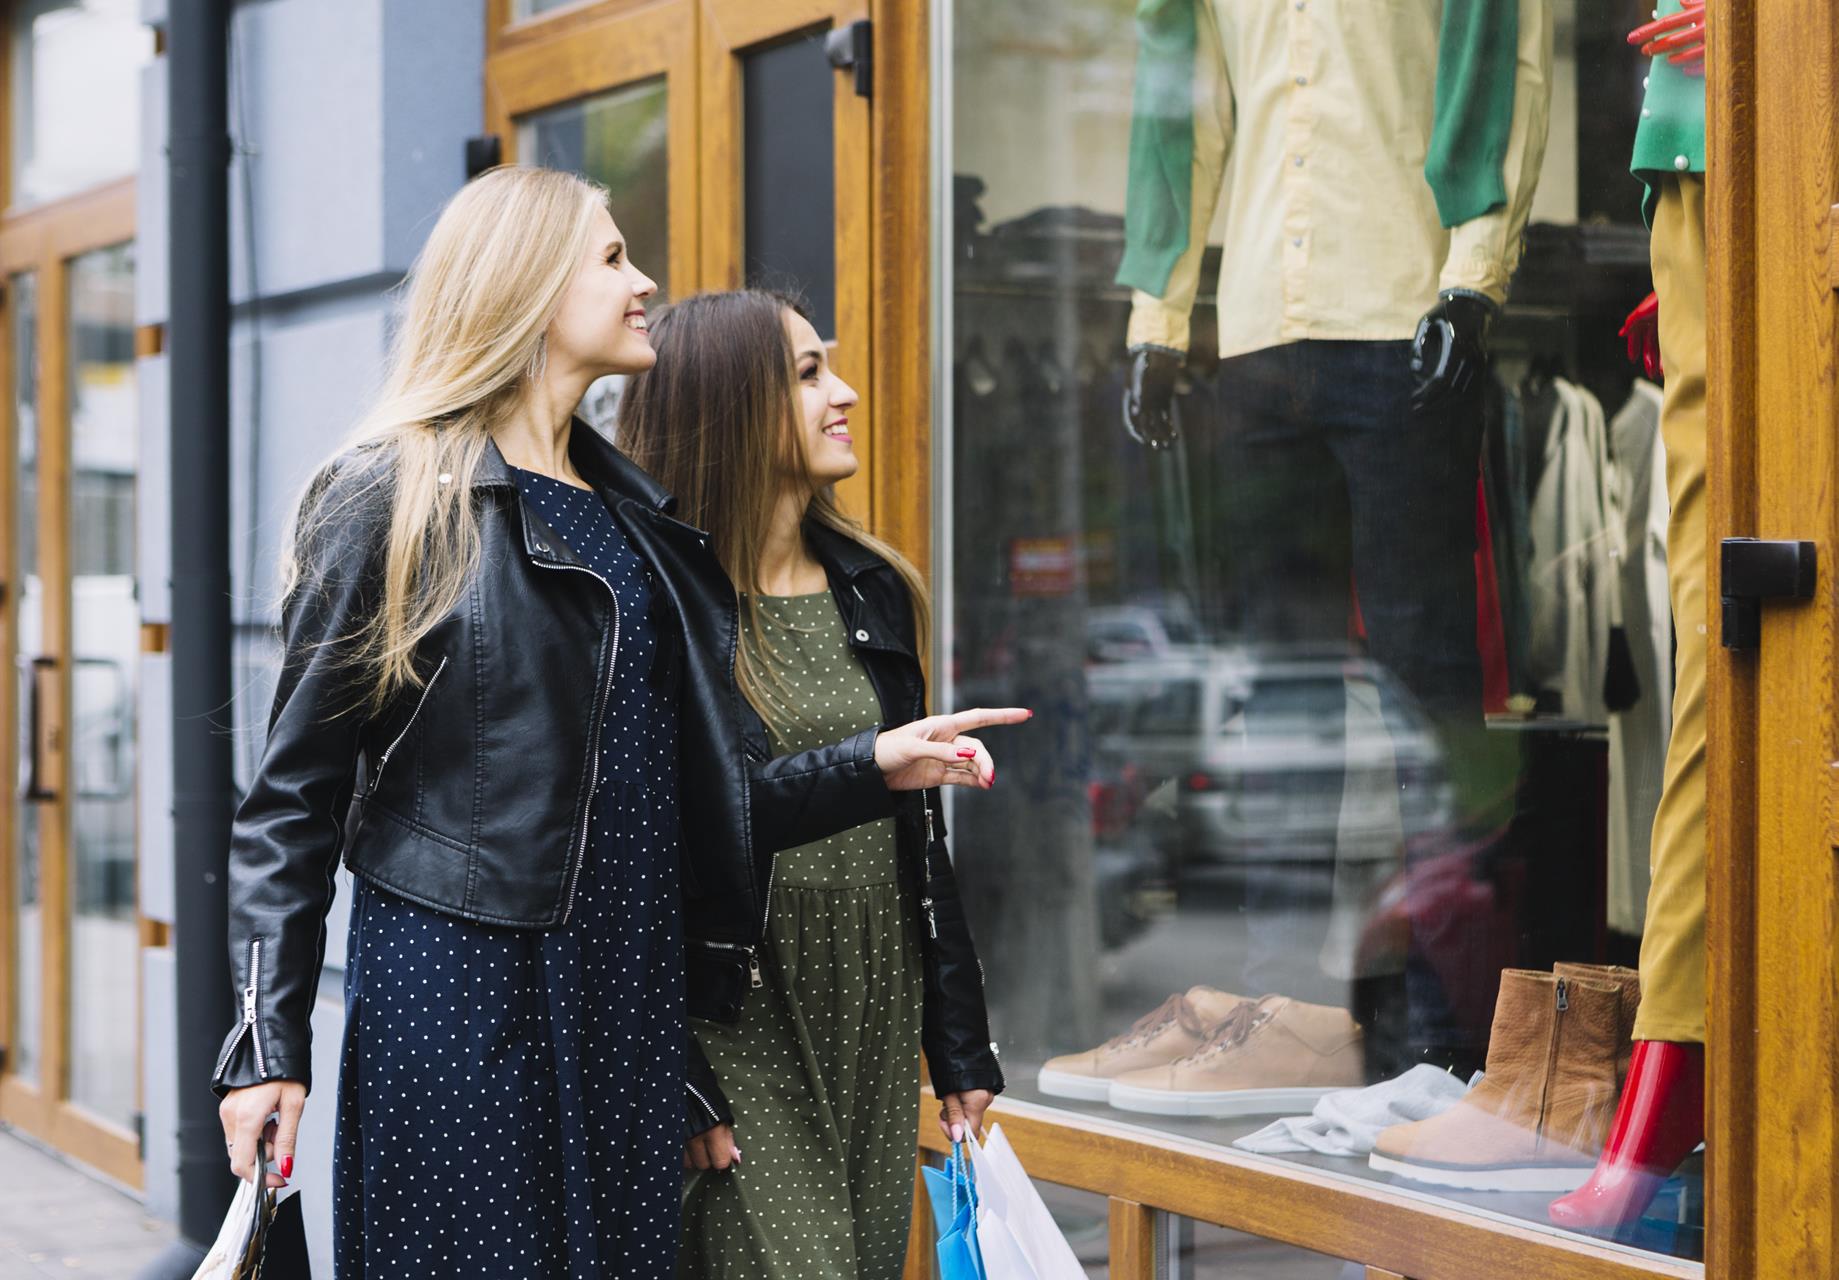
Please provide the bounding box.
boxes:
[1550,0,1709,1233]
[1116,0,1552,1065]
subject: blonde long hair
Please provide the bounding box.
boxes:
[615,290,930,728]
[281,166,611,717]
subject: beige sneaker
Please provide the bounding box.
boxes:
[1036,986,1244,1101]
[1108,995,1364,1117]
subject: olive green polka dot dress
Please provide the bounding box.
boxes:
[680,590,923,1280]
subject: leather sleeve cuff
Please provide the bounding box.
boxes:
[928,1059,1007,1099]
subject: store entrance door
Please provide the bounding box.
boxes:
[0,178,143,1189]
[1708,3,1839,1276]
[486,0,883,522]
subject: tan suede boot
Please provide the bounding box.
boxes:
[1553,961,1640,1089]
[1036,986,1244,1101]
[1107,995,1363,1117]
[1368,969,1623,1192]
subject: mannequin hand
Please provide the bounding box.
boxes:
[1620,291,1663,381]
[1629,0,1705,76]
[220,1079,307,1189]
[1123,345,1183,448]
[685,1123,740,1172]
[873,708,1031,792]
[939,1090,996,1144]
[1410,289,1498,411]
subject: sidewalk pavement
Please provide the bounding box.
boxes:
[0,1127,174,1278]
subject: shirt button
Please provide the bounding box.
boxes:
[1642,108,1652,119]
[855,629,870,642]
[1293,155,1305,167]
[1292,237,1303,247]
[1643,75,1650,89]
[1674,154,1690,170]
[1294,75,1307,86]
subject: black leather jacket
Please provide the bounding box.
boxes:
[213,425,896,1125]
[682,522,1004,1135]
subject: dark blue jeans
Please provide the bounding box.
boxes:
[1207,340,1490,1069]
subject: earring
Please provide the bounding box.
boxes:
[527,334,549,382]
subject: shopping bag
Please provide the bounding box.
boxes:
[191,1144,312,1280]
[966,1124,1085,1280]
[920,1142,986,1280]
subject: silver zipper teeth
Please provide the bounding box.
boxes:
[533,559,620,925]
[686,1081,721,1125]
[367,656,448,795]
[245,938,268,1078]
[697,938,763,988]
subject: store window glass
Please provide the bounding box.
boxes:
[945,0,1701,1262]
[66,243,138,1129]
[742,29,838,339]
[518,79,670,430]
[9,0,153,209]
[513,0,586,19]
[10,271,42,1087]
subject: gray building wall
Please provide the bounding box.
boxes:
[135,0,484,1264]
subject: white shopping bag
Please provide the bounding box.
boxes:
[966,1124,1087,1280]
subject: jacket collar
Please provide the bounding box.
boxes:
[803,518,890,582]
[474,418,678,516]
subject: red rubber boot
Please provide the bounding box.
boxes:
[1548,1040,1704,1232]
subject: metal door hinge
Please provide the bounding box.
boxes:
[826,19,871,99]
[1721,538,1817,650]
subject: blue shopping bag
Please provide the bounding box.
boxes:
[920,1142,986,1280]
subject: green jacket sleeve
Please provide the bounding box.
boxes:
[1424,0,1520,229]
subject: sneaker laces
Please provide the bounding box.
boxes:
[1099,994,1188,1052]
[1187,998,1279,1063]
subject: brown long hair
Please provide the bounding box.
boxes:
[616,290,930,726]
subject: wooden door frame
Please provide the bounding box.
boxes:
[697,0,876,523]
[485,0,702,313]
[0,175,140,1189]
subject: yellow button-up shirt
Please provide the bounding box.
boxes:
[1127,0,1553,361]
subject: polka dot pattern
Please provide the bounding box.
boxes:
[680,590,922,1280]
[332,468,684,1279]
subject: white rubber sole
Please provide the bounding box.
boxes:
[1035,1067,1116,1102]
[1106,1082,1339,1117]
[1366,1151,1594,1193]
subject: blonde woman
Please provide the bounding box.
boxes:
[619,291,1007,1279]
[211,169,1022,1279]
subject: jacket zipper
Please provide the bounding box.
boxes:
[919,802,940,939]
[1537,978,1568,1154]
[686,1080,722,1126]
[530,557,621,925]
[365,656,448,796]
[699,938,763,989]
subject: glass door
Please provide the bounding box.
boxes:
[0,182,141,1187]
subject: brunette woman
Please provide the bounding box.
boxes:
[212,170,1021,1279]
[620,291,1007,1279]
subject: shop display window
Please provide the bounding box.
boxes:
[942,0,1701,1263]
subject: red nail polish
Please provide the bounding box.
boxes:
[280,1156,293,1179]
[957,749,977,759]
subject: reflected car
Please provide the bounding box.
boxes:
[1087,646,1453,866]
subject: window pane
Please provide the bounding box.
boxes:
[518,79,670,432]
[10,272,41,1086]
[946,0,1698,1262]
[10,0,154,208]
[512,0,584,18]
[742,29,836,338]
[66,243,137,1129]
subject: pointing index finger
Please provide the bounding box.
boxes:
[943,707,1032,734]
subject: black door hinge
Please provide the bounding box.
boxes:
[465,135,503,181]
[1720,538,1817,650]
[825,19,872,99]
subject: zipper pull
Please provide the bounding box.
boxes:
[921,897,939,939]
[1555,978,1568,1012]
[924,801,937,844]
[748,951,763,989]
[242,983,259,1025]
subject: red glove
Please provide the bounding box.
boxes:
[1629,0,1706,77]
[1620,291,1663,382]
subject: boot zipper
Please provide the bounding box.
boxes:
[1536,977,1567,1155]
[530,558,620,925]
[365,656,447,796]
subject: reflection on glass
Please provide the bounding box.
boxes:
[742,30,836,338]
[9,0,154,207]
[947,0,1695,1262]
[66,243,137,1129]
[1174,1221,1355,1278]
[518,79,670,432]
[10,272,41,1085]
[512,0,584,18]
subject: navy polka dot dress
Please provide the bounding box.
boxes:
[332,467,684,1279]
